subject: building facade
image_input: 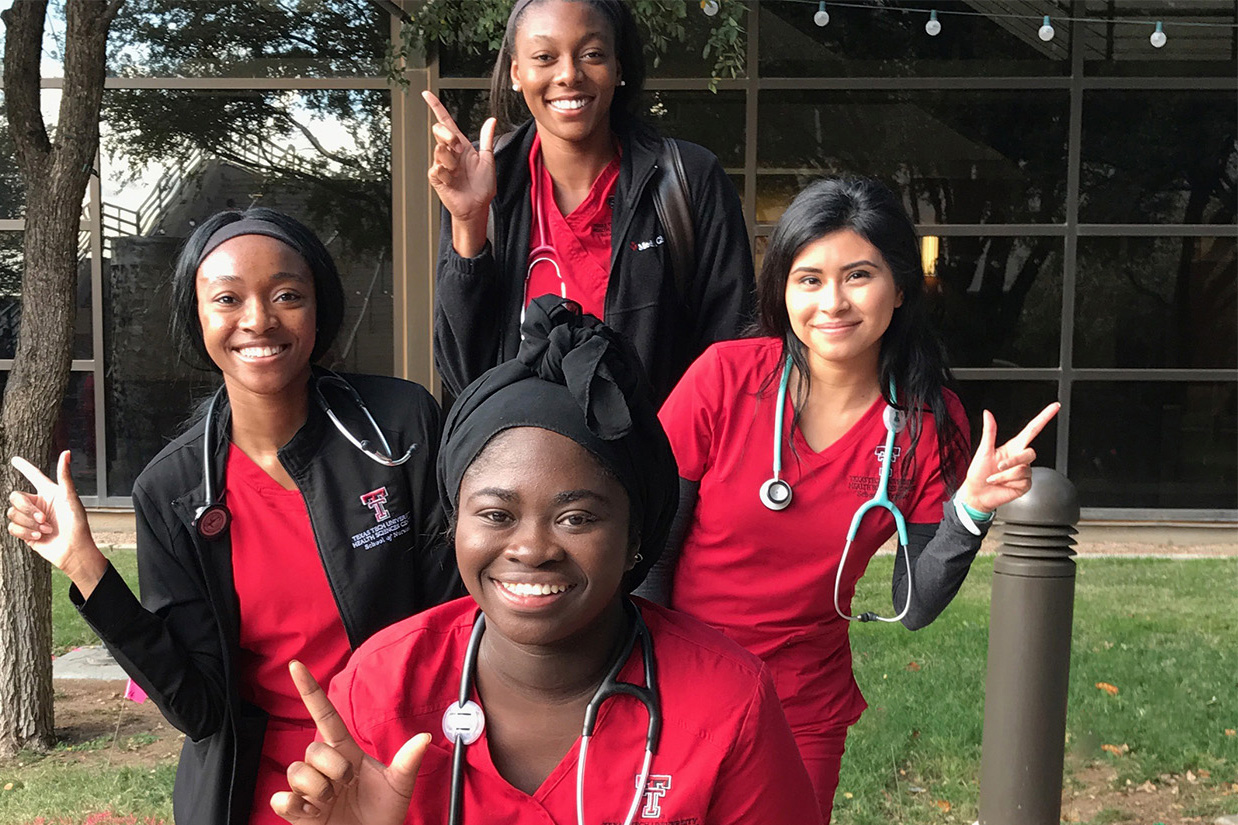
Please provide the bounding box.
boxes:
[0,0,1234,519]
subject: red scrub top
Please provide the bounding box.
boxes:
[658,338,967,733]
[328,596,821,825]
[525,133,620,320]
[227,444,352,825]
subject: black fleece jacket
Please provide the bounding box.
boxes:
[71,373,461,825]
[434,119,755,403]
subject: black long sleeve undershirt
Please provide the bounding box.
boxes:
[632,478,989,631]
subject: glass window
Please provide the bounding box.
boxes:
[759,0,1071,78]
[434,89,492,138]
[929,235,1063,368]
[0,109,24,219]
[100,88,393,496]
[645,90,744,169]
[0,370,99,496]
[0,231,94,360]
[1069,381,1237,509]
[1080,1,1238,78]
[107,0,388,78]
[1075,235,1236,370]
[756,90,1069,225]
[955,380,1061,470]
[1080,90,1237,225]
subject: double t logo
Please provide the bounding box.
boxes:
[359,487,390,522]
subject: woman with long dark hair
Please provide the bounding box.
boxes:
[7,208,459,825]
[423,0,754,404]
[639,177,1058,821]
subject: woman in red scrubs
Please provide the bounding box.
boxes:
[424,0,754,404]
[642,178,1059,821]
[6,209,458,825]
[270,297,820,825]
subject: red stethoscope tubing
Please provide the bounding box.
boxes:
[521,157,567,324]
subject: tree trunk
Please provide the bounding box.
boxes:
[0,0,122,757]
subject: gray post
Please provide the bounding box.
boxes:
[978,467,1080,825]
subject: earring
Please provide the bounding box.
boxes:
[633,552,643,562]
[618,80,626,87]
[512,82,520,91]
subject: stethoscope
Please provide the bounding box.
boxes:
[444,599,661,825]
[520,154,567,326]
[759,355,913,624]
[191,370,416,540]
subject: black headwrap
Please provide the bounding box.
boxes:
[438,295,679,591]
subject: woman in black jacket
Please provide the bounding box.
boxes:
[424,0,754,403]
[6,208,460,825]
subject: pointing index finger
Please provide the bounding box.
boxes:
[290,661,360,759]
[10,456,57,500]
[420,90,470,148]
[1007,402,1061,452]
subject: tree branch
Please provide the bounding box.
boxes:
[1,0,53,176]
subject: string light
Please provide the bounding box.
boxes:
[925,9,940,36]
[701,0,719,17]
[1038,15,1055,42]
[814,2,829,27]
[1150,21,1167,48]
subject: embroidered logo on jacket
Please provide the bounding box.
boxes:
[360,487,391,522]
[640,774,673,818]
[630,235,664,252]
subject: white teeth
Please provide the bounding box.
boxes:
[549,98,587,111]
[497,581,569,597]
[238,345,284,358]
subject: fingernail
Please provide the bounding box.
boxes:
[986,475,1000,484]
[302,802,316,815]
[33,512,43,522]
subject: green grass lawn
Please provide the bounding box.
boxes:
[834,555,1238,824]
[6,551,1237,824]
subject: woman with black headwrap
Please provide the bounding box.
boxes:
[270,296,820,825]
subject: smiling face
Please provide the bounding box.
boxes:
[455,426,634,649]
[785,228,904,376]
[509,0,621,149]
[195,234,316,399]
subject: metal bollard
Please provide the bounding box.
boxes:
[978,467,1080,825]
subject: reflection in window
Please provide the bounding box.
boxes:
[1080,91,1237,224]
[644,91,744,168]
[99,89,393,496]
[955,381,1060,468]
[930,236,1063,368]
[1070,381,1236,509]
[0,113,25,219]
[0,371,98,496]
[0,232,93,360]
[1080,1,1238,78]
[107,0,387,78]
[1075,236,1236,370]
[756,90,1069,225]
[759,0,1070,78]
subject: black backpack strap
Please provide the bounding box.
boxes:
[652,137,696,304]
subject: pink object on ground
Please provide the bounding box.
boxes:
[124,678,148,704]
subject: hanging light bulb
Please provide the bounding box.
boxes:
[925,9,941,36]
[813,1,829,27]
[701,0,720,17]
[1150,21,1167,48]
[1038,15,1055,42]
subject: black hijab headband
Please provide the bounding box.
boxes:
[438,295,679,591]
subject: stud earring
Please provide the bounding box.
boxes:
[512,82,520,91]
[618,80,626,87]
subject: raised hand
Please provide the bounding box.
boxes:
[7,450,107,596]
[957,402,1061,514]
[423,89,498,248]
[271,661,431,825]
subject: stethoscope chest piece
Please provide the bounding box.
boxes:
[442,699,485,746]
[759,477,793,511]
[195,502,231,540]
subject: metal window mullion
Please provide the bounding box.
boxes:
[1078,224,1236,236]
[744,2,759,262]
[1069,369,1238,381]
[953,368,1062,381]
[1058,3,1085,476]
[89,148,108,499]
[757,76,1072,91]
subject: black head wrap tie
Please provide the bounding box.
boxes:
[439,295,679,591]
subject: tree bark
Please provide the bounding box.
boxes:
[0,0,122,757]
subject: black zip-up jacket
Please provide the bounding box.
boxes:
[71,373,461,825]
[434,119,755,403]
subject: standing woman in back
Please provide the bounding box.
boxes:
[424,0,754,403]
[6,209,459,825]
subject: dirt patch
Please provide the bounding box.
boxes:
[1062,762,1238,824]
[49,680,182,767]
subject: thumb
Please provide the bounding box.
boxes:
[978,410,997,459]
[479,117,497,155]
[386,732,432,801]
[57,451,78,501]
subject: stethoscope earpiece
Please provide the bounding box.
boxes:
[759,477,793,511]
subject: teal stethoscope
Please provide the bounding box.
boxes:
[759,355,913,624]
